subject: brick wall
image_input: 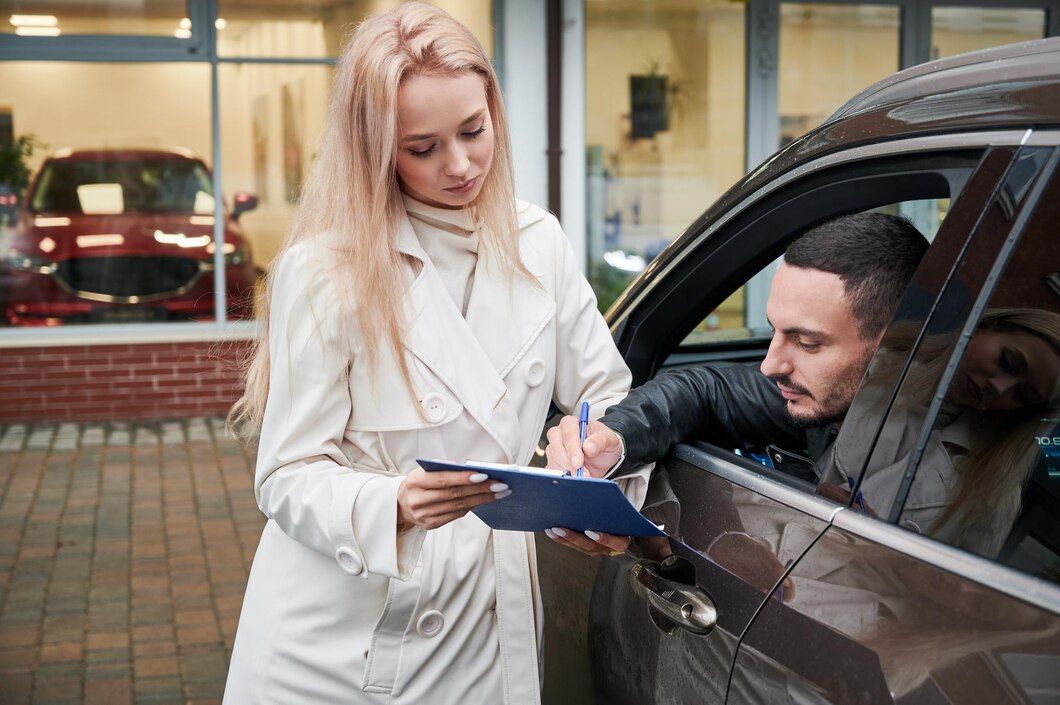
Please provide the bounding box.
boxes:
[0,341,253,422]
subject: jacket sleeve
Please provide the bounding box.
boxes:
[254,244,424,580]
[543,215,653,507]
[603,363,807,475]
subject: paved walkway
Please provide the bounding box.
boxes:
[0,418,264,705]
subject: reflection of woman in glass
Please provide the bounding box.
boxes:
[223,5,633,704]
[825,308,1060,557]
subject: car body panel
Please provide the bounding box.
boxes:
[0,148,257,325]
[539,38,1060,705]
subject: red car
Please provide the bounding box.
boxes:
[0,148,259,326]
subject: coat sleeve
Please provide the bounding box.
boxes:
[546,214,632,419]
[542,215,653,507]
[254,244,424,580]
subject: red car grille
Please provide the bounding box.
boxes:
[53,256,204,299]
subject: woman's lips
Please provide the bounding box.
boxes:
[444,176,478,194]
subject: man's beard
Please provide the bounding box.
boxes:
[772,348,872,429]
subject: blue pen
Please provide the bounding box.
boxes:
[577,401,589,478]
[846,476,867,512]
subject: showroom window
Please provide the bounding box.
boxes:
[0,0,493,333]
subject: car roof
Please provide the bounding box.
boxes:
[46,147,204,163]
[613,37,1060,320]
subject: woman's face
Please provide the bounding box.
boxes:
[950,328,1060,411]
[394,71,494,209]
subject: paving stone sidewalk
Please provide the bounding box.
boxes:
[0,418,264,705]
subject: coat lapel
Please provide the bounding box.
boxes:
[395,210,555,463]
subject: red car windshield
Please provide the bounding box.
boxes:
[29,158,216,215]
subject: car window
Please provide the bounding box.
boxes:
[681,197,951,348]
[30,157,215,215]
[833,147,1060,581]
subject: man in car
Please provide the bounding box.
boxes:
[543,211,928,554]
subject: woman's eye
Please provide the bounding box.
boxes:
[463,125,486,139]
[1000,348,1025,374]
[408,144,436,158]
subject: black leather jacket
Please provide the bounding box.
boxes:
[603,363,837,479]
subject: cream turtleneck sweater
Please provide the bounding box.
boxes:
[402,194,480,317]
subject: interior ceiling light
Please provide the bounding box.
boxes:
[15,26,61,36]
[9,14,58,27]
[179,17,191,29]
[174,28,191,38]
[215,17,227,29]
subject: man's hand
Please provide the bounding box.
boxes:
[544,526,631,557]
[397,470,510,530]
[545,415,623,477]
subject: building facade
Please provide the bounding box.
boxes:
[1,0,1057,421]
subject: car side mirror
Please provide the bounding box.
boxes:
[231,192,258,220]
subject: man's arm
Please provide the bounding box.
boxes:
[603,363,806,475]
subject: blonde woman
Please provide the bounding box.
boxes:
[823,308,1060,557]
[223,4,635,704]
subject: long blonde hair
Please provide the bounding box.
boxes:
[872,308,1060,547]
[230,3,532,438]
[929,308,1060,542]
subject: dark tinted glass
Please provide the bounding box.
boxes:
[835,146,1060,579]
[31,158,214,214]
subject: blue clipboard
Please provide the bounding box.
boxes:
[417,458,666,537]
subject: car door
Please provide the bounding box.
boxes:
[537,137,1031,705]
[729,142,1060,704]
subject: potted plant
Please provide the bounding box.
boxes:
[0,134,42,225]
[0,134,43,193]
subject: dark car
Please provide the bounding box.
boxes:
[537,38,1060,705]
[0,148,258,326]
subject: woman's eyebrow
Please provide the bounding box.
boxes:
[401,109,486,143]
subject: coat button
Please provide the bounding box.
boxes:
[525,358,545,387]
[335,546,363,576]
[416,610,445,638]
[421,393,447,423]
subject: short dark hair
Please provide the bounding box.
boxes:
[784,212,928,339]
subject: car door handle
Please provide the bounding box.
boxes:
[629,560,717,635]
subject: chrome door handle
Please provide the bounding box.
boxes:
[629,560,717,635]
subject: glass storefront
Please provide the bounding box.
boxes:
[0,1,190,37]
[0,0,492,329]
[779,3,899,145]
[932,6,1046,58]
[216,0,492,59]
[584,0,746,311]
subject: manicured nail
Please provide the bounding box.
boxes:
[584,530,601,541]
[550,527,567,537]
[544,528,557,539]
[489,482,509,492]
[494,490,512,500]
[469,473,489,483]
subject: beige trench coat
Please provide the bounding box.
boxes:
[223,201,636,705]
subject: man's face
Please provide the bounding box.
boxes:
[759,263,879,428]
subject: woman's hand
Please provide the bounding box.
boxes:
[544,527,631,557]
[544,415,623,477]
[397,470,511,530]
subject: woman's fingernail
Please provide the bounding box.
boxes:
[544,528,557,539]
[494,490,512,500]
[584,530,601,541]
[489,482,509,492]
[469,473,489,483]
[550,527,567,537]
